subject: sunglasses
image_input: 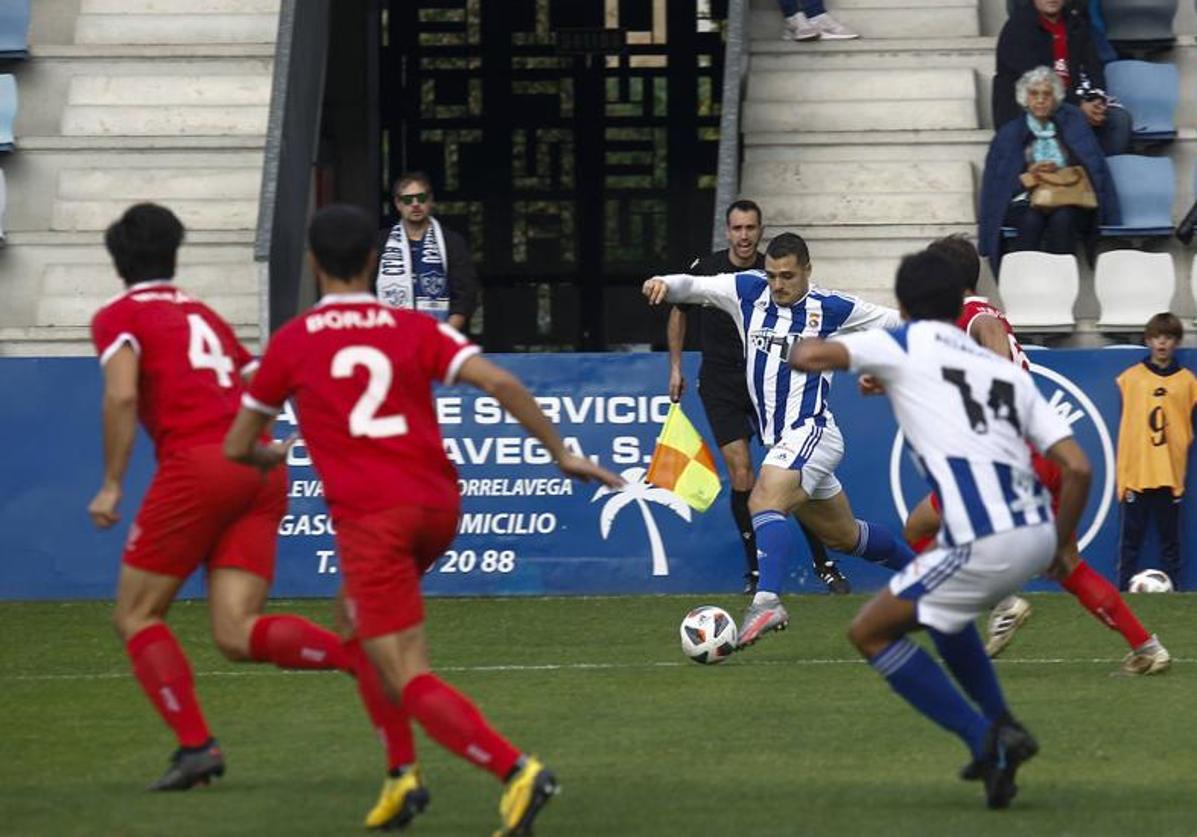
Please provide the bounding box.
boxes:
[398,192,429,205]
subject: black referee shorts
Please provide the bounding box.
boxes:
[697,362,758,449]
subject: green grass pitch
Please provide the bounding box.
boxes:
[2,593,1194,836]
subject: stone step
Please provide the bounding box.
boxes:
[749,35,996,56]
[748,3,979,40]
[62,104,268,136]
[747,162,975,225]
[41,256,258,298]
[82,0,280,12]
[75,14,279,45]
[742,97,977,132]
[0,241,262,350]
[741,159,973,194]
[68,75,271,106]
[2,149,265,232]
[53,165,263,231]
[747,68,975,102]
[14,57,274,137]
[38,291,257,329]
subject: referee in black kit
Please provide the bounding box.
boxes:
[666,199,849,595]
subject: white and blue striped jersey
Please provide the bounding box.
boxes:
[660,271,900,445]
[834,320,1072,547]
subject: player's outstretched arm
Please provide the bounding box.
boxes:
[88,344,139,528]
[223,408,295,472]
[790,338,850,372]
[1044,436,1092,564]
[666,306,686,402]
[456,355,625,489]
[969,315,1015,362]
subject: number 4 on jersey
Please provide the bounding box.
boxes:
[187,313,234,387]
[942,366,1021,434]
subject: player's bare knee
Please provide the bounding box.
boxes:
[211,615,253,662]
[728,466,754,493]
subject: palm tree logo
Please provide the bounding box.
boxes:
[592,466,692,577]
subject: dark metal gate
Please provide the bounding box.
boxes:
[382,0,727,350]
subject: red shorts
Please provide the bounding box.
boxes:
[123,444,286,581]
[336,504,459,640]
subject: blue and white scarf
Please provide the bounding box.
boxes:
[1026,115,1068,168]
[376,217,448,313]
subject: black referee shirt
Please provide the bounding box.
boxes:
[678,249,765,372]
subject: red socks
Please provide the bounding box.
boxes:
[126,623,211,748]
[1061,560,1152,649]
[249,614,349,670]
[401,673,520,781]
[344,639,416,772]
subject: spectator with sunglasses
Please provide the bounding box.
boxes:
[375,172,479,331]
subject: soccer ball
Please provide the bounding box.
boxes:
[1128,569,1174,593]
[679,606,738,665]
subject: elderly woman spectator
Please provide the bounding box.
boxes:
[979,66,1119,276]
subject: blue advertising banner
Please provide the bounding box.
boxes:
[1,349,1193,600]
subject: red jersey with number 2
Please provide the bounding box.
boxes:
[90,280,255,458]
[959,295,1061,500]
[245,293,480,519]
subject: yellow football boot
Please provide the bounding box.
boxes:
[364,766,429,830]
[494,756,559,836]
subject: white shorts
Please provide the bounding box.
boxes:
[889,523,1056,634]
[761,421,843,501]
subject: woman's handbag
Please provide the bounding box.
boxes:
[1018,165,1098,211]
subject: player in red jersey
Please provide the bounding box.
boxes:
[87,203,393,791]
[901,236,1169,676]
[224,205,623,835]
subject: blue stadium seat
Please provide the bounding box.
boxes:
[1105,60,1178,141]
[0,0,29,59]
[1100,154,1174,236]
[0,74,14,152]
[1102,0,1177,53]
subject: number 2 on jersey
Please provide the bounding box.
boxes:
[331,345,409,438]
[187,313,234,387]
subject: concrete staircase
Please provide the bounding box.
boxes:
[0,0,279,356]
[742,0,1197,325]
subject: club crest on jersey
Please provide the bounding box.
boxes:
[806,312,821,331]
[888,362,1115,552]
[748,328,798,359]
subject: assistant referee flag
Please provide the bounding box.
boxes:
[646,403,722,511]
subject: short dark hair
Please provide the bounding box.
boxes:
[926,234,981,294]
[764,232,810,266]
[392,171,434,199]
[104,203,185,286]
[725,199,763,226]
[308,204,377,280]
[1145,312,1183,341]
[894,250,964,322]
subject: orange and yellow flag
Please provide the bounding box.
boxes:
[645,403,722,512]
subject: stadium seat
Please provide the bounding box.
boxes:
[0,168,6,245]
[1105,60,1178,142]
[0,0,29,59]
[1095,250,1175,330]
[1102,0,1177,53]
[0,74,14,152]
[1100,154,1174,237]
[997,251,1080,331]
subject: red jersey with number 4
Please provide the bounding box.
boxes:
[245,293,479,519]
[958,296,1029,371]
[91,280,255,458]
